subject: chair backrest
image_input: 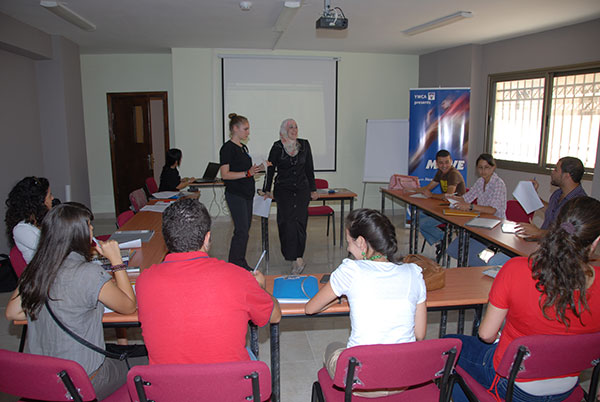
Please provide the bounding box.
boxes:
[145,177,158,196]
[129,188,148,212]
[315,178,329,189]
[9,246,27,278]
[332,338,461,392]
[0,348,96,402]
[117,210,135,228]
[495,332,600,380]
[506,200,533,223]
[128,361,272,402]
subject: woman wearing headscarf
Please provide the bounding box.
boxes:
[264,119,318,274]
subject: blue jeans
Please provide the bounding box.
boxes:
[446,238,512,267]
[446,335,576,402]
[419,212,445,245]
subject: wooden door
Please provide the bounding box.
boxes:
[107,92,169,214]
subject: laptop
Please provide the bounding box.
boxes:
[194,162,221,183]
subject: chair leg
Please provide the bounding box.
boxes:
[312,381,325,402]
[326,214,330,237]
[332,213,336,246]
[420,238,426,253]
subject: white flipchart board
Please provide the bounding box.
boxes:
[363,119,409,183]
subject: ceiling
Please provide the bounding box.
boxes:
[2,0,600,55]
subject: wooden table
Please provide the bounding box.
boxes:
[260,188,357,269]
[380,188,539,265]
[262,267,493,402]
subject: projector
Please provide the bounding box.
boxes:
[316,16,348,30]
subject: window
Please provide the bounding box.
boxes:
[487,64,600,173]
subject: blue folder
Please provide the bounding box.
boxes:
[272,275,319,303]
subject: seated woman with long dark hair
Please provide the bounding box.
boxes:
[449,196,600,402]
[5,203,137,400]
[158,148,195,192]
[5,176,54,263]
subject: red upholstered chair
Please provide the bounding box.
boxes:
[9,246,27,278]
[128,361,272,402]
[312,338,461,402]
[129,188,148,213]
[453,332,600,402]
[117,210,135,228]
[308,178,336,245]
[0,348,129,402]
[506,199,534,223]
[145,177,158,197]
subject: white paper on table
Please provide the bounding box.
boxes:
[409,193,427,199]
[512,181,544,215]
[140,203,171,213]
[118,239,142,249]
[447,198,459,206]
[151,191,180,199]
[253,195,272,218]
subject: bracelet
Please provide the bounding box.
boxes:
[110,263,127,272]
[246,169,251,178]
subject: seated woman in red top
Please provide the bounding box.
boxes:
[449,196,600,402]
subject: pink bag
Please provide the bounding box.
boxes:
[388,174,420,191]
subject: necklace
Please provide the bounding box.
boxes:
[361,251,385,261]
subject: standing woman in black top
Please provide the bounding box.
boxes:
[158,148,195,192]
[219,113,263,270]
[264,118,317,274]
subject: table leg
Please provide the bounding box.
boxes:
[413,206,419,255]
[446,229,453,268]
[462,232,470,267]
[261,217,269,272]
[270,323,280,402]
[457,310,465,334]
[249,322,259,359]
[18,325,27,352]
[439,311,448,338]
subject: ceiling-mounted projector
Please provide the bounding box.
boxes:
[316,0,347,30]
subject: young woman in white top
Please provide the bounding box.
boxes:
[5,177,54,263]
[306,208,427,382]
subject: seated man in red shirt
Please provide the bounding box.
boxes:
[136,198,281,364]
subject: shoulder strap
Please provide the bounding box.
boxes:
[44,301,130,367]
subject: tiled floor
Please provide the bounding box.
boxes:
[0,206,595,401]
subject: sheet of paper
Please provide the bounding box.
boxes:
[409,193,427,199]
[118,239,142,249]
[250,153,268,170]
[140,203,171,213]
[512,181,544,215]
[151,191,180,199]
[253,195,272,218]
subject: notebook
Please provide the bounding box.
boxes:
[194,162,221,183]
[442,208,480,217]
[465,217,501,229]
[272,275,319,303]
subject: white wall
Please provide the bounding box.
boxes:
[80,53,174,214]
[170,48,419,212]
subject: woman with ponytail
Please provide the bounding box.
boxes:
[306,208,427,384]
[449,196,600,402]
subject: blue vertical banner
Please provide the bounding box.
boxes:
[408,88,470,191]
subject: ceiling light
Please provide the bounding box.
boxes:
[239,1,252,11]
[403,11,472,36]
[40,1,96,31]
[274,1,302,32]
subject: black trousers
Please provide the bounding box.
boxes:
[225,192,253,270]
[274,186,310,261]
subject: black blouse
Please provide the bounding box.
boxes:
[158,166,180,192]
[264,139,316,193]
[219,140,255,199]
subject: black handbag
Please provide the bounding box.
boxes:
[45,301,146,368]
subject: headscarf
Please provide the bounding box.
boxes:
[279,118,300,157]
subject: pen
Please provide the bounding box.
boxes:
[254,250,267,273]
